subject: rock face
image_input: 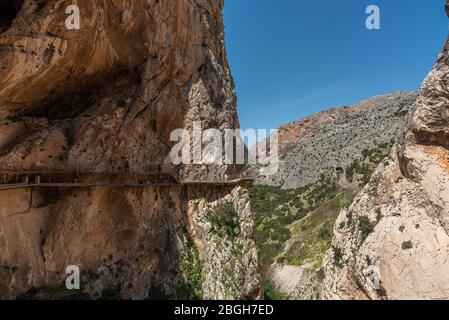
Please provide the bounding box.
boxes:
[252,93,416,189]
[0,0,259,299]
[321,4,449,300]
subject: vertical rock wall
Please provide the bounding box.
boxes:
[321,2,449,300]
[0,0,260,299]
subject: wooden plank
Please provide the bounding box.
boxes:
[0,184,37,190]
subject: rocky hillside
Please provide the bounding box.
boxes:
[248,90,419,299]
[252,92,417,189]
[0,0,259,299]
[321,2,449,300]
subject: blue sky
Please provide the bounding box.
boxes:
[223,0,449,131]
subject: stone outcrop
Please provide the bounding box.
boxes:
[252,92,416,189]
[0,0,259,299]
[321,2,449,300]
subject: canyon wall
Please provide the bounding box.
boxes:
[321,2,449,300]
[0,0,259,299]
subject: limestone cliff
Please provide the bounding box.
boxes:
[0,0,259,299]
[321,2,449,300]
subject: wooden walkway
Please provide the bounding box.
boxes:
[0,171,253,190]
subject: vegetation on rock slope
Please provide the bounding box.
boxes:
[346,141,394,185]
[250,142,395,299]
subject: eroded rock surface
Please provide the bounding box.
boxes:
[321,3,449,300]
[252,92,416,189]
[0,0,259,299]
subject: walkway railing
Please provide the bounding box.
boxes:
[0,171,253,190]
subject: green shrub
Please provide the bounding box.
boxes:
[146,287,171,300]
[317,268,325,281]
[261,276,287,300]
[362,149,369,159]
[346,211,353,224]
[402,241,413,250]
[345,143,393,185]
[333,247,344,268]
[394,109,409,117]
[207,202,239,238]
[346,161,361,182]
[358,216,375,241]
[179,238,203,299]
[319,225,332,239]
[98,288,121,300]
[375,208,383,222]
[16,284,91,300]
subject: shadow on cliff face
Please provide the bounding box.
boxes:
[0,0,23,34]
[21,68,140,121]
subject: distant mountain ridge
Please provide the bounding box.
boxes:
[250,92,417,189]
